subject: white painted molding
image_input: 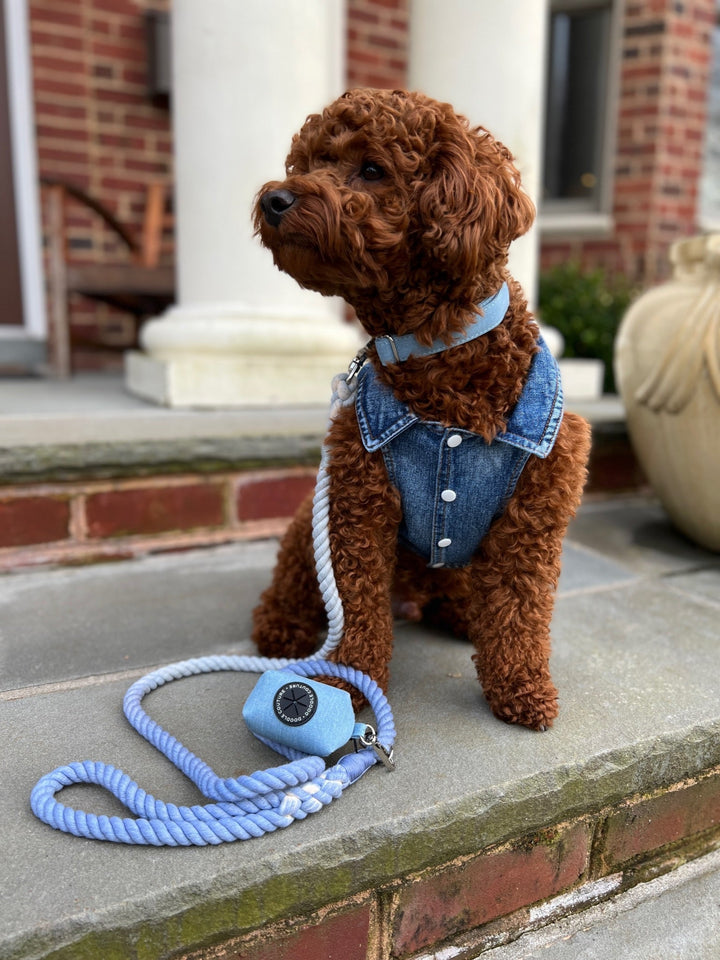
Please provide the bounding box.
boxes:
[4,0,46,339]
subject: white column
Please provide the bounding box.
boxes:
[126,0,360,407]
[408,0,548,308]
[3,0,46,343]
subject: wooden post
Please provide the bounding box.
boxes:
[45,184,71,378]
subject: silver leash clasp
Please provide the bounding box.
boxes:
[346,343,370,385]
[355,723,396,772]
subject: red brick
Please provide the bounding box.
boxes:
[99,175,148,192]
[237,473,316,522]
[586,432,646,492]
[33,53,86,74]
[98,133,144,150]
[94,87,143,105]
[31,29,84,51]
[32,5,83,28]
[124,112,168,131]
[348,7,380,25]
[85,483,225,538]
[91,0,137,12]
[34,78,86,99]
[35,102,87,120]
[348,48,382,67]
[0,495,71,548]
[39,146,91,166]
[191,905,371,960]
[91,40,145,63]
[124,157,170,174]
[90,18,112,35]
[118,23,147,43]
[37,124,89,143]
[368,33,401,49]
[392,821,592,956]
[600,773,720,869]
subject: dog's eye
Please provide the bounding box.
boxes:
[360,161,385,181]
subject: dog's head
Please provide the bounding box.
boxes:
[254,88,534,330]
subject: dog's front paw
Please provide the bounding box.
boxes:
[484,678,559,731]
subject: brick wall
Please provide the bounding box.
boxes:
[541,0,715,285]
[31,0,172,368]
[347,0,408,89]
[0,467,317,571]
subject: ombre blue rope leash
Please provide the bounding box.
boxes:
[30,367,396,846]
[30,657,395,846]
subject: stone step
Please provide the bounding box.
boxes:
[2,494,719,959]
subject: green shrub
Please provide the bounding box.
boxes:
[538,262,636,394]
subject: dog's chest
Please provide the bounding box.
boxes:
[354,341,564,568]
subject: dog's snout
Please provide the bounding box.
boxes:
[261,188,297,228]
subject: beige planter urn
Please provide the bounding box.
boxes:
[615,234,720,551]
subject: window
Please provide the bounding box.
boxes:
[542,0,620,226]
[699,1,720,228]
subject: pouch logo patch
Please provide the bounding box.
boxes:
[274,681,318,726]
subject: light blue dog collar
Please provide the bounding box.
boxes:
[374,281,510,366]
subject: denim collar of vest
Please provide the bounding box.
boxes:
[373,282,510,366]
[356,334,564,459]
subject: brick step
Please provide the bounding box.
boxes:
[2,495,719,959]
[0,466,318,570]
[0,375,643,571]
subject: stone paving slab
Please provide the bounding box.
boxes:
[2,496,720,959]
[0,540,277,692]
[566,496,719,576]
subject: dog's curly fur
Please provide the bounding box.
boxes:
[252,88,591,730]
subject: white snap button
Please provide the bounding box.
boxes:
[446,434,462,448]
[441,489,457,502]
[437,537,452,548]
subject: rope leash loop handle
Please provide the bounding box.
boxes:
[30,657,395,845]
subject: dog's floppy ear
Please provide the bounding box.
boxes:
[417,119,535,278]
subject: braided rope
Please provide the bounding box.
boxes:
[30,658,394,846]
[30,368,395,845]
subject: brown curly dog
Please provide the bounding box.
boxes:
[252,88,590,731]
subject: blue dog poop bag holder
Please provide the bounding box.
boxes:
[244,669,359,756]
[29,656,396,846]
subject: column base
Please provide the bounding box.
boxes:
[126,349,365,408]
[125,304,363,408]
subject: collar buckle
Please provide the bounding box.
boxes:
[375,334,401,364]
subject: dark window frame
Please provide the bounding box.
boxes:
[541,0,622,228]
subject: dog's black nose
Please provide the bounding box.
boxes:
[261,188,297,227]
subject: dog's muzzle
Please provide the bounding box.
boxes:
[261,188,297,228]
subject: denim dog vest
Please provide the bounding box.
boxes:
[355,337,564,568]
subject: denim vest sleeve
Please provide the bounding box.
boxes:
[355,338,564,568]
